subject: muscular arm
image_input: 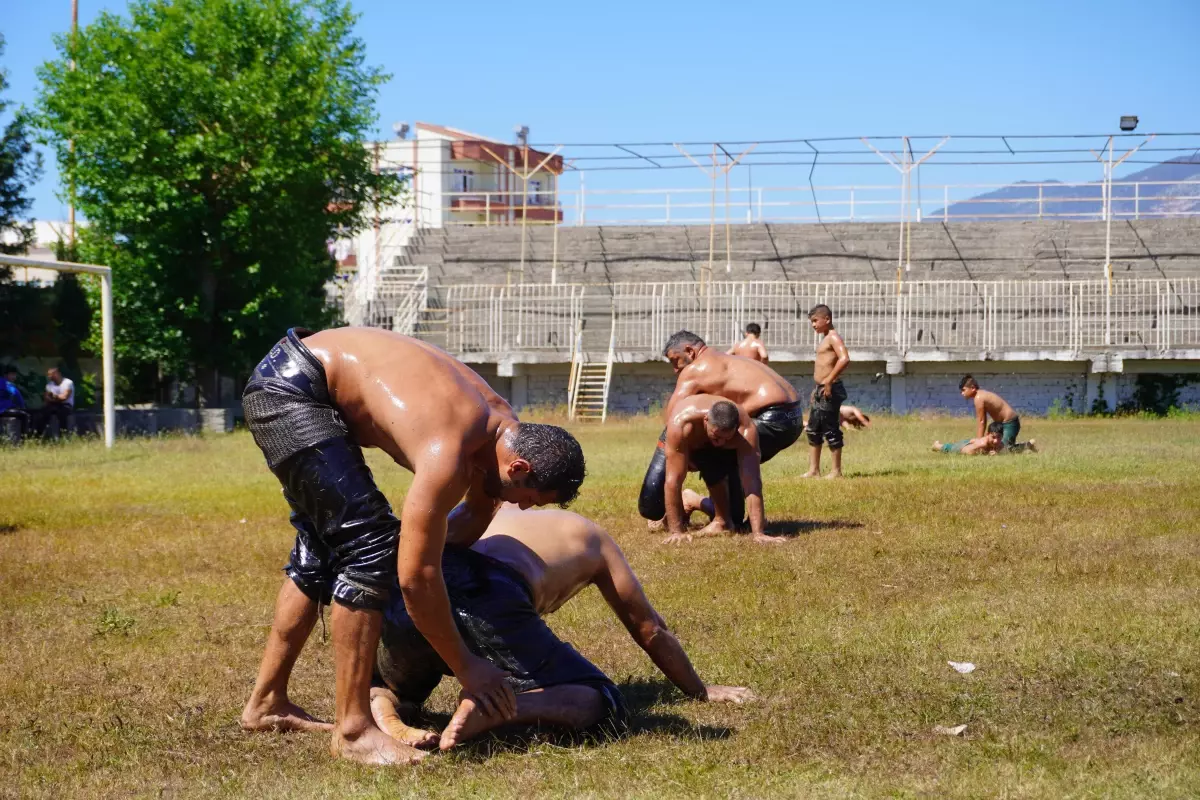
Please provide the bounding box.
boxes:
[824,333,850,386]
[663,427,691,535]
[445,480,502,547]
[975,396,987,439]
[735,427,766,537]
[663,375,704,423]
[592,537,708,699]
[756,343,769,364]
[396,458,476,677]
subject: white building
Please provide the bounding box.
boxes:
[1,220,75,283]
[340,122,563,286]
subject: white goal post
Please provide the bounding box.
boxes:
[1,253,115,448]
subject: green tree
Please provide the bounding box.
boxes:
[37,0,400,403]
[0,33,43,257]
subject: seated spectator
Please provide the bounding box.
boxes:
[33,366,75,439]
[0,365,29,443]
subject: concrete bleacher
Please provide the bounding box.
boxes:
[388,218,1200,286]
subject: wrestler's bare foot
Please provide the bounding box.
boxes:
[682,488,707,518]
[369,689,439,750]
[1027,439,1039,453]
[824,471,843,480]
[800,470,820,478]
[331,724,426,765]
[440,696,500,751]
[750,532,786,545]
[647,518,665,531]
[240,694,332,733]
[697,519,732,536]
[931,441,943,452]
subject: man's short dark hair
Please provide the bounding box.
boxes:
[708,400,740,432]
[987,421,1004,437]
[745,322,761,337]
[662,330,706,357]
[808,304,832,321]
[960,375,979,391]
[511,422,586,506]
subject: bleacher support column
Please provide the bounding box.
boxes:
[1086,355,1121,413]
[887,358,907,414]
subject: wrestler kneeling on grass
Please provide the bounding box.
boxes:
[370,506,755,751]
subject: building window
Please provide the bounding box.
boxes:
[528,179,542,205]
[453,168,475,193]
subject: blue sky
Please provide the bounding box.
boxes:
[3,0,1199,221]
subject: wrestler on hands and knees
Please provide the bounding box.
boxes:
[239,328,585,765]
[639,395,783,545]
[369,506,756,751]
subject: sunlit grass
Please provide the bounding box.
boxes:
[2,414,1199,798]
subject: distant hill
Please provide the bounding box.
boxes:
[932,154,1200,221]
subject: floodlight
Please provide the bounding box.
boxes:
[515,125,530,146]
[1119,116,1138,132]
[392,122,410,140]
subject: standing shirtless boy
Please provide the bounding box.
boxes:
[727,323,769,363]
[803,305,850,478]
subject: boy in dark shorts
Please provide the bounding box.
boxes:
[803,305,850,478]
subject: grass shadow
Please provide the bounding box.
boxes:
[0,523,19,535]
[764,519,864,538]
[421,678,733,761]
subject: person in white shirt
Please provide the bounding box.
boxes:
[34,366,75,439]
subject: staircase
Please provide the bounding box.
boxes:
[568,324,615,422]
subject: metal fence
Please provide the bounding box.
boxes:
[428,180,1200,227]
[418,278,1200,357]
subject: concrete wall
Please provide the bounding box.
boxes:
[482,359,1200,416]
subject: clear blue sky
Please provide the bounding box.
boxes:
[4,0,1199,220]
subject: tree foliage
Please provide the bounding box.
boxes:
[37,0,400,401]
[0,33,43,257]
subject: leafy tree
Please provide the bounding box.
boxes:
[0,33,43,257]
[38,0,400,403]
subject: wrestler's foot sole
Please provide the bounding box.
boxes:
[332,725,426,765]
[369,694,439,750]
[697,521,732,536]
[240,696,332,733]
[440,697,499,751]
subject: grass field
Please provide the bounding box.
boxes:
[2,414,1200,799]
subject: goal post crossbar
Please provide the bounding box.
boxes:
[1,254,115,449]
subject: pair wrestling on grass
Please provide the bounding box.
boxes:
[932,376,1039,455]
[637,305,853,544]
[237,327,746,765]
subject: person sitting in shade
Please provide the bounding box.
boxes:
[33,367,74,439]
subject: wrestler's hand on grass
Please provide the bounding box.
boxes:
[458,656,517,720]
[704,685,757,704]
[662,532,693,546]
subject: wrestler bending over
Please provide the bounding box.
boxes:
[369,506,755,751]
[239,328,585,765]
[638,396,783,545]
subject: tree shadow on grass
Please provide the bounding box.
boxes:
[764,519,864,538]
[426,678,733,761]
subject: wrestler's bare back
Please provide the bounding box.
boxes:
[472,507,612,615]
[975,389,1017,424]
[304,328,514,470]
[673,351,798,415]
[729,338,767,363]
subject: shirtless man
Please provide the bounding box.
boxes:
[637,396,781,545]
[238,328,586,765]
[959,375,1036,453]
[932,424,1006,455]
[369,507,755,751]
[727,323,769,363]
[659,330,802,464]
[803,305,850,479]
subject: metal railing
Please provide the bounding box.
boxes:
[423,180,1200,227]
[352,266,428,333]
[419,278,1200,357]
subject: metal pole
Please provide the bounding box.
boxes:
[1038,184,1043,220]
[1105,136,1113,297]
[944,185,949,223]
[101,270,115,448]
[579,172,586,225]
[68,0,78,247]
